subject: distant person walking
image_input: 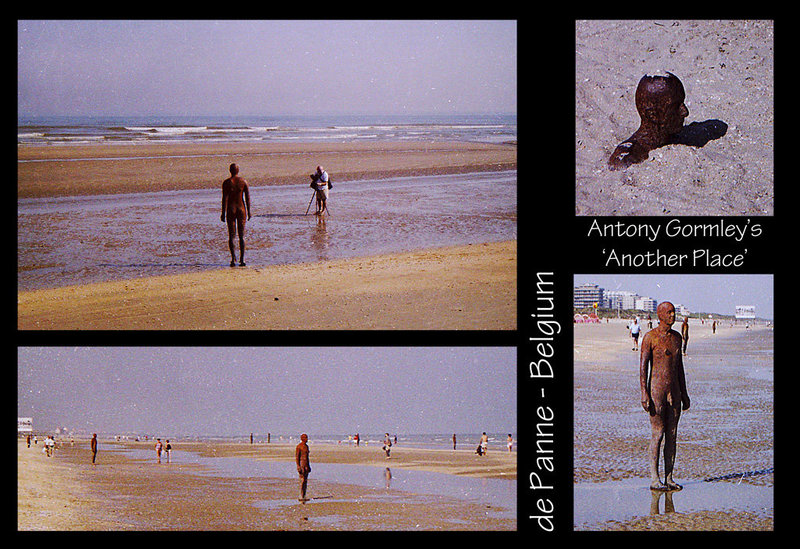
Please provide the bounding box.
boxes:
[507,434,514,453]
[453,433,457,450]
[480,432,489,455]
[155,438,163,464]
[221,163,252,267]
[630,317,641,351]
[681,317,690,355]
[165,440,172,463]
[91,433,98,465]
[383,433,392,458]
[295,434,311,502]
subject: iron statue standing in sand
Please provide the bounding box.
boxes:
[221,163,251,267]
[640,301,690,491]
[295,433,311,502]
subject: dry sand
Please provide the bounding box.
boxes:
[17,240,516,330]
[17,439,516,531]
[18,140,517,199]
[575,20,773,216]
[573,319,774,530]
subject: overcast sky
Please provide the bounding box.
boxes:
[573,274,774,318]
[18,347,516,436]
[17,20,517,117]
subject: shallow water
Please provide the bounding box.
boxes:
[18,170,517,291]
[574,477,773,530]
[116,447,516,520]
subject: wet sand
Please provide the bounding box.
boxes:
[18,140,517,199]
[573,319,774,530]
[17,240,516,330]
[575,20,773,215]
[17,439,516,531]
[18,170,516,292]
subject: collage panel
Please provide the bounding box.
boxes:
[572,274,774,530]
[576,20,773,216]
[17,346,517,531]
[17,20,517,331]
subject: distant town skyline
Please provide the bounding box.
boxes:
[574,274,774,319]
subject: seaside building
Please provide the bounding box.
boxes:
[604,290,639,310]
[735,305,756,319]
[635,296,657,312]
[575,283,660,313]
[18,417,33,435]
[574,283,604,309]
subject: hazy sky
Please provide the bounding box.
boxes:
[573,274,774,318]
[17,20,517,117]
[17,347,516,436]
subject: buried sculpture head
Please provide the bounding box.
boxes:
[608,72,690,170]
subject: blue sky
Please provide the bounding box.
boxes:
[18,347,516,436]
[17,20,517,117]
[573,274,774,319]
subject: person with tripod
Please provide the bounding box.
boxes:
[308,165,332,215]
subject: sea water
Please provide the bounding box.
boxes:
[18,114,517,146]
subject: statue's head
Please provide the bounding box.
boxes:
[635,72,689,135]
[656,301,677,326]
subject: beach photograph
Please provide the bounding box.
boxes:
[17,20,517,330]
[575,20,773,216]
[17,347,517,531]
[573,274,773,530]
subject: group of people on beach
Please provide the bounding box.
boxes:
[221,163,331,268]
[25,434,57,457]
[473,433,515,456]
[81,434,171,466]
[154,438,172,464]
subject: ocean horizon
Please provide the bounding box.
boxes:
[18,113,517,147]
[54,432,516,453]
